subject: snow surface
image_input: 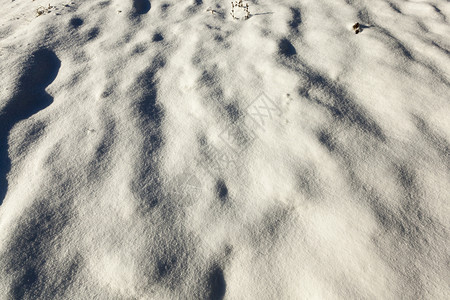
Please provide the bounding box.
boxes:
[0,0,449,299]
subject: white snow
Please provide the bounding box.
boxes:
[0,0,449,299]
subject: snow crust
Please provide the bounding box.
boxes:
[0,0,449,298]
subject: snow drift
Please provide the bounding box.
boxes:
[0,0,449,299]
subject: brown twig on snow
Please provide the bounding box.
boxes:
[231,0,250,20]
